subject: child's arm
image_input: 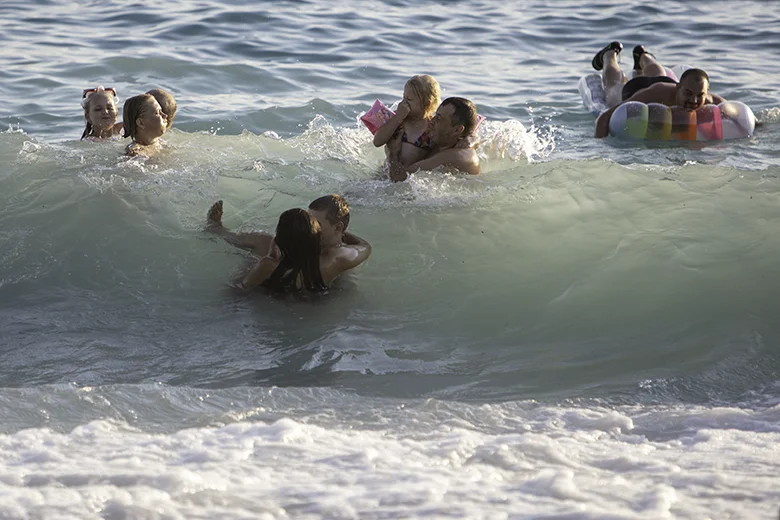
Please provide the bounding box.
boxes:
[373,101,410,147]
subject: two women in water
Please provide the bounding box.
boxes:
[81,86,177,155]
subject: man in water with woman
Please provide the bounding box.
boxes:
[206,195,371,291]
[590,41,726,137]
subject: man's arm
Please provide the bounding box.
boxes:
[709,93,726,104]
[390,149,480,181]
[217,230,274,256]
[336,232,372,271]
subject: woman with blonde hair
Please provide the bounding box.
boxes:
[80,86,122,140]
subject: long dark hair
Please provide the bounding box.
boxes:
[264,208,327,292]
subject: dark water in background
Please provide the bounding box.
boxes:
[0,1,779,517]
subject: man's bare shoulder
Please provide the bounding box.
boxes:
[430,147,480,175]
[449,147,480,175]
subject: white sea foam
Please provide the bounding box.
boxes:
[0,398,778,519]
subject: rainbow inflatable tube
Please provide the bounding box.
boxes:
[608,101,755,141]
[579,64,756,141]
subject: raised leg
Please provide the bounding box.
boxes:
[633,46,667,77]
[602,50,626,108]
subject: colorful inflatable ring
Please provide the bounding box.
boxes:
[608,101,755,141]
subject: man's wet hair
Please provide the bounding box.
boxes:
[147,88,177,128]
[441,97,478,136]
[679,68,709,85]
[308,194,350,230]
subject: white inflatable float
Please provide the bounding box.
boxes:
[578,66,755,141]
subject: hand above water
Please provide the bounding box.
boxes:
[395,100,411,120]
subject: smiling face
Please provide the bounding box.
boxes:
[85,92,118,133]
[137,98,168,139]
[676,76,709,111]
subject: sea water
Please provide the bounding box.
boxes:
[1,0,779,518]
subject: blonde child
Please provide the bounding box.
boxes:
[372,75,440,165]
[122,94,168,156]
[146,88,177,129]
[81,86,122,140]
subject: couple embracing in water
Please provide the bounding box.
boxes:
[206,195,371,292]
[371,75,481,180]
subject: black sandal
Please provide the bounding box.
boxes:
[592,41,623,71]
[633,45,656,71]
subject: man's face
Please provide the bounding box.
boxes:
[676,77,709,111]
[430,103,458,143]
[308,209,342,247]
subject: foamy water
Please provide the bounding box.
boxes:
[1,0,779,517]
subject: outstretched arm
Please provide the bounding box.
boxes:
[214,229,274,256]
[205,200,274,256]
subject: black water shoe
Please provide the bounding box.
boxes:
[633,45,655,71]
[592,41,623,71]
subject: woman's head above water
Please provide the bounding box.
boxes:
[266,208,327,292]
[122,93,168,145]
[275,208,323,261]
[81,86,119,139]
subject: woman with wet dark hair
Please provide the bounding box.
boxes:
[213,205,370,292]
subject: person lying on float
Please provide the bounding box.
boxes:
[591,43,725,138]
